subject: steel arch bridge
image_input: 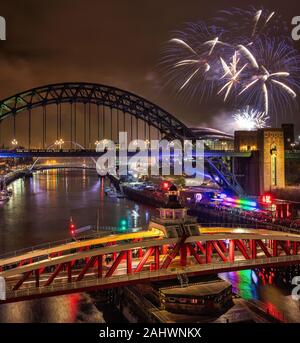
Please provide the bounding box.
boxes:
[0,82,243,194]
[0,82,192,141]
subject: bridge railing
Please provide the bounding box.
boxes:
[1,222,299,262]
[5,254,300,302]
[198,222,300,234]
[0,230,115,261]
[0,226,145,263]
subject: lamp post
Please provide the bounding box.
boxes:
[55,138,64,150]
[11,139,18,147]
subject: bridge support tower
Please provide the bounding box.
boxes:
[234,128,285,195]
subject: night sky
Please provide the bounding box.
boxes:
[0,0,299,132]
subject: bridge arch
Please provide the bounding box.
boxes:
[0,82,194,146]
[0,82,243,194]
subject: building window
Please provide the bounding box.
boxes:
[270,144,277,187]
[271,154,277,186]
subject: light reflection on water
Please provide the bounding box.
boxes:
[0,170,153,253]
[1,169,300,322]
[220,270,259,300]
[0,169,153,323]
[220,270,300,322]
[0,293,104,323]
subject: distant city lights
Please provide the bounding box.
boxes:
[11,138,18,146]
[225,197,257,208]
[54,138,65,149]
[212,193,258,210]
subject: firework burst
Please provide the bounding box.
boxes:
[237,37,300,116]
[218,51,248,101]
[213,6,288,44]
[160,7,300,119]
[233,107,270,130]
[160,22,229,101]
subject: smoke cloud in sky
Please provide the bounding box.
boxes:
[0,0,299,130]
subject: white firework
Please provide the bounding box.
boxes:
[218,51,248,101]
[169,38,211,91]
[238,44,297,115]
[233,106,270,130]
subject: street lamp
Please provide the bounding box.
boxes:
[55,138,64,150]
[11,138,18,147]
[221,141,227,150]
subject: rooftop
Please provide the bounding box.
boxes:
[160,279,231,297]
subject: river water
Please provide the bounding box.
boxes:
[0,169,299,322]
[0,169,153,323]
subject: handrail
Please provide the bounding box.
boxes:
[1,222,299,261]
[0,230,112,260]
[4,254,300,302]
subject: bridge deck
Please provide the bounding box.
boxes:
[0,229,164,268]
[2,254,300,304]
[1,227,300,275]
[0,149,252,158]
[1,226,300,304]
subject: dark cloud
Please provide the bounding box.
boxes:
[0,0,299,129]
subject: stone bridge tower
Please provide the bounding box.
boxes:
[234,128,285,195]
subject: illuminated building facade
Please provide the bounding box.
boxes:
[234,128,285,195]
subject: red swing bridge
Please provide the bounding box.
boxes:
[1,185,300,304]
[1,225,300,304]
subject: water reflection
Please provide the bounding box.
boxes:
[0,170,154,253]
[0,293,104,323]
[220,270,300,322]
[0,169,154,322]
[2,169,300,322]
[220,270,259,300]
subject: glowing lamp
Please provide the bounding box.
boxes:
[120,219,127,226]
[119,219,128,231]
[70,222,75,235]
[162,181,170,190]
[261,194,273,205]
[195,193,203,202]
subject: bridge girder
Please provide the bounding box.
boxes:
[1,233,300,304]
[0,82,193,140]
[0,82,244,194]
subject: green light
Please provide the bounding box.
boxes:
[120,219,127,226]
[119,219,128,232]
[237,199,257,207]
[238,270,254,300]
[240,205,256,211]
[225,197,257,208]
